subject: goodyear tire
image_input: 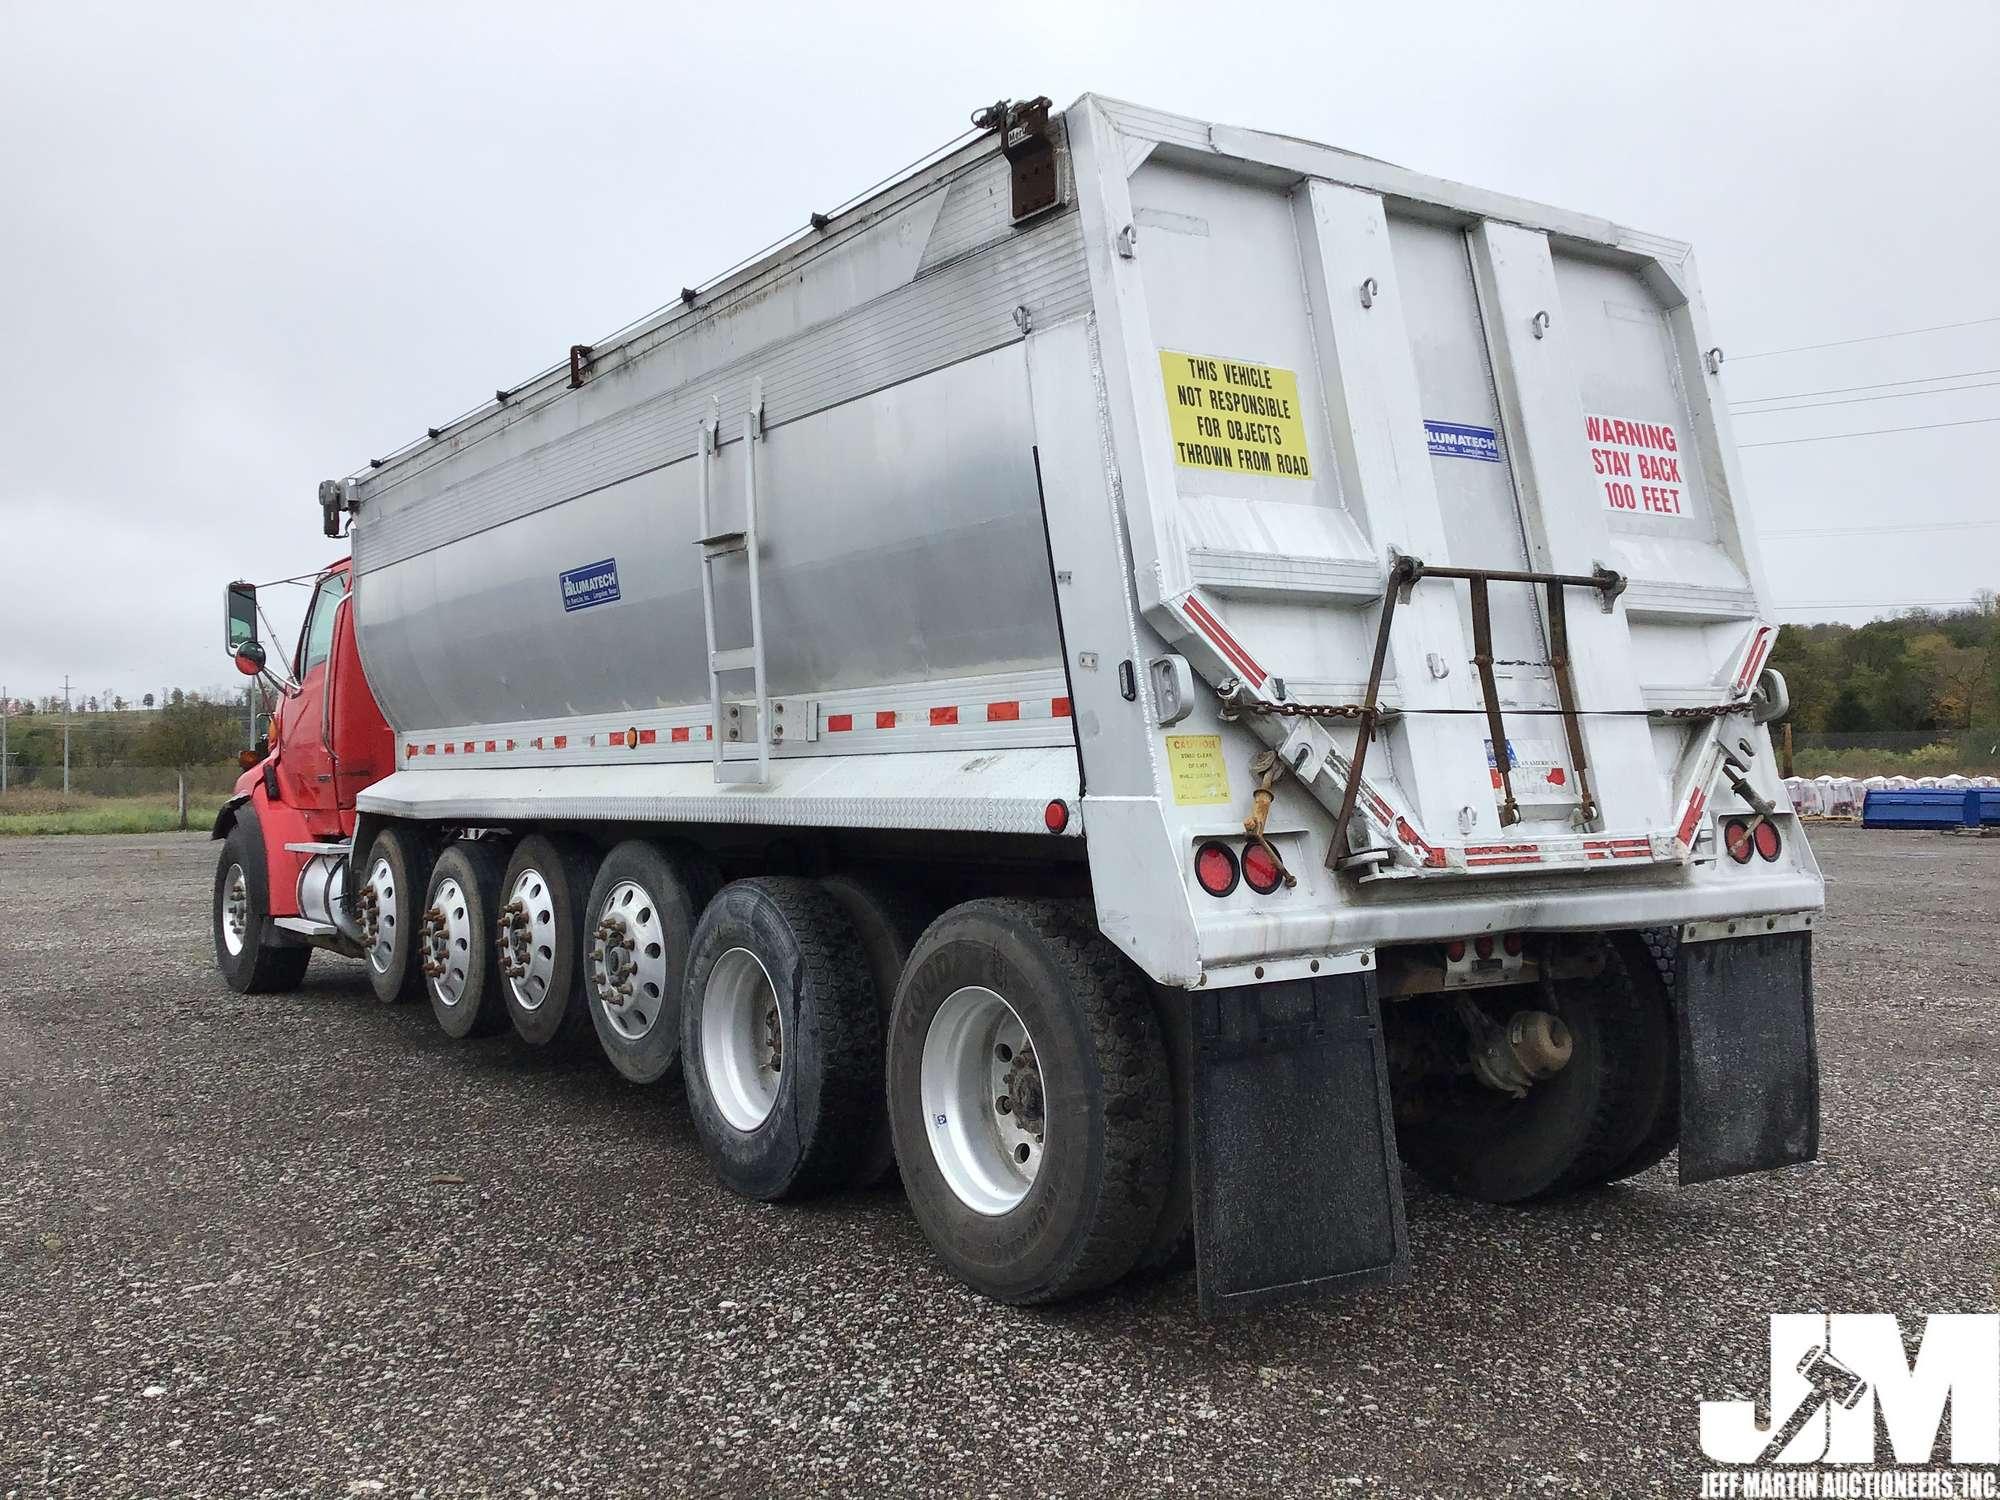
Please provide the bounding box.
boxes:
[1392,941,1671,1203]
[212,817,311,995]
[582,840,718,1085]
[817,873,939,1188]
[496,834,596,1047]
[421,841,511,1040]
[886,900,1171,1305]
[358,824,432,1006]
[681,878,881,1200]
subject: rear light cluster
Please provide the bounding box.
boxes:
[1447,933,1525,963]
[1723,816,1782,864]
[1193,840,1288,898]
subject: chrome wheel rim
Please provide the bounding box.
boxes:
[919,986,1044,1215]
[499,867,557,1010]
[360,855,398,976]
[701,947,783,1132]
[590,880,668,1043]
[421,876,473,1007]
[220,864,250,956]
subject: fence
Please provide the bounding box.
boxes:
[0,762,242,799]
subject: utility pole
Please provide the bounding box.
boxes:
[62,675,72,796]
[1,684,9,794]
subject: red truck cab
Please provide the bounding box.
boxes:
[213,560,394,989]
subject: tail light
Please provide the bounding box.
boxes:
[1445,939,1467,963]
[1723,818,1755,864]
[1502,932,1524,957]
[1473,935,1495,960]
[1753,818,1781,862]
[1241,841,1284,895]
[1194,842,1239,897]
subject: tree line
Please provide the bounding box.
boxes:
[1774,592,1999,734]
[1,691,260,777]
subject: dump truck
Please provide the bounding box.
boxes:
[212,93,1822,1315]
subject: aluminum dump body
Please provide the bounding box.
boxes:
[341,94,1821,988]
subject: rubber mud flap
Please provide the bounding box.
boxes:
[1675,931,1819,1185]
[1190,973,1408,1317]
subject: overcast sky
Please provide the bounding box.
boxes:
[3,0,1996,706]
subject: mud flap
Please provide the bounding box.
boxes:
[1189,971,1409,1316]
[1675,931,1819,1184]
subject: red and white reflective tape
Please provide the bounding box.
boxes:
[1733,625,1773,694]
[402,696,1070,762]
[1180,595,1268,689]
[824,697,1072,734]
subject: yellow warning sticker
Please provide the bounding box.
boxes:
[1166,734,1232,806]
[1160,350,1312,480]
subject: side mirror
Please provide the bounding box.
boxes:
[226,581,258,654]
[234,639,268,677]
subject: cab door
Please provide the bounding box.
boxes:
[275,569,349,830]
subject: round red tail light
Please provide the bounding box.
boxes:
[1194,842,1239,897]
[1445,939,1467,963]
[1753,818,1781,862]
[1044,798,1070,834]
[1502,932,1523,957]
[1474,935,1495,960]
[1241,841,1283,894]
[1723,818,1754,864]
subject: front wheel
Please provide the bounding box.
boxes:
[213,822,310,995]
[886,900,1171,1305]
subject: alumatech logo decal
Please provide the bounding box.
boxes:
[559,558,621,613]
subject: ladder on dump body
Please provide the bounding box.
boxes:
[695,382,770,785]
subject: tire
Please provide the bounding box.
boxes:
[1391,941,1672,1203]
[1600,930,1681,1183]
[420,840,511,1040]
[212,820,311,995]
[496,834,597,1047]
[582,840,718,1085]
[886,899,1172,1305]
[358,824,433,1006]
[817,873,940,1188]
[681,878,881,1200]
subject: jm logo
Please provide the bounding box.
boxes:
[1701,1314,2000,1465]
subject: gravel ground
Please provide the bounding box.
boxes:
[1,823,1994,1498]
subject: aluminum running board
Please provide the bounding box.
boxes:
[695,382,771,786]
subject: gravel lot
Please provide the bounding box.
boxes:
[1,823,1994,1497]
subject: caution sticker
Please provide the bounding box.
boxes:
[1587,414,1688,518]
[1166,734,1232,806]
[1160,351,1312,480]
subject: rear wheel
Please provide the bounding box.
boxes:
[496,834,596,1046]
[1389,940,1671,1202]
[212,822,310,995]
[582,840,717,1084]
[1601,931,1680,1182]
[421,841,510,1040]
[681,878,881,1200]
[358,824,432,1006]
[887,900,1171,1305]
[817,873,939,1187]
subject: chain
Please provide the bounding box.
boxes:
[1218,683,1750,723]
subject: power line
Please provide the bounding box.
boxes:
[1766,597,1980,613]
[1734,376,2000,417]
[1731,366,2000,405]
[1729,314,2000,362]
[1761,518,2000,541]
[1739,415,2000,449]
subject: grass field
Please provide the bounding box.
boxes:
[0,789,219,837]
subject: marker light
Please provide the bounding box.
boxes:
[1194,842,1239,898]
[1753,819,1781,862]
[1044,799,1070,834]
[1241,841,1284,895]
